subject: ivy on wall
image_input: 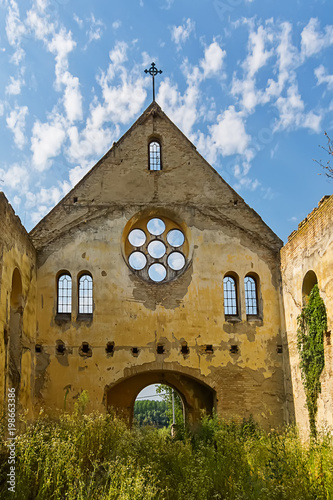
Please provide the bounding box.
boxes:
[297,284,327,439]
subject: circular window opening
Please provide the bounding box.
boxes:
[129,252,147,270]
[128,229,146,247]
[167,229,185,247]
[124,214,190,283]
[149,263,167,282]
[147,218,165,236]
[147,240,166,259]
[168,252,185,271]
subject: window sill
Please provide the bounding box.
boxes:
[246,315,263,324]
[55,313,71,324]
[225,316,241,323]
[76,313,93,322]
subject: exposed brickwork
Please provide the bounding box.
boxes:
[281,193,333,438]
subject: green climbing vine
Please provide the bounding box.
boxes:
[297,284,327,439]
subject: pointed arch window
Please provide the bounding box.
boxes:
[149,140,161,170]
[79,274,93,314]
[57,273,72,314]
[244,276,258,316]
[223,275,238,316]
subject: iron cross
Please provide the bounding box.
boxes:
[144,62,163,101]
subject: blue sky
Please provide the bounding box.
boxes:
[0,0,332,243]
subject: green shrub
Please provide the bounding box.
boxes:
[0,405,332,499]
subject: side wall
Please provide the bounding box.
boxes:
[0,193,37,416]
[281,195,333,437]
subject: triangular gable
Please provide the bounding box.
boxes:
[30,101,282,252]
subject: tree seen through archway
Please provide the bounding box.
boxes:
[134,384,184,429]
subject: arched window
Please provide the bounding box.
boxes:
[149,141,161,170]
[57,273,72,313]
[78,274,93,314]
[244,276,258,316]
[223,275,238,316]
[302,270,318,305]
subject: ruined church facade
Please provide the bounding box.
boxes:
[0,102,331,434]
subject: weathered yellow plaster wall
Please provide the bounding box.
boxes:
[281,195,333,438]
[0,193,36,416]
[30,103,290,429]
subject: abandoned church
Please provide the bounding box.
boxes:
[0,100,332,437]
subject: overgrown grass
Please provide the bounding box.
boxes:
[0,404,333,499]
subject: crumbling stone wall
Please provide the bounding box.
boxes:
[281,195,333,437]
[29,103,291,429]
[0,193,36,415]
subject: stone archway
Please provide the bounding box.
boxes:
[8,268,24,394]
[105,368,216,428]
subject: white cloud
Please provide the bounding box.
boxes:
[5,75,24,95]
[5,0,26,64]
[315,65,333,90]
[86,14,105,47]
[274,84,322,133]
[6,105,28,149]
[0,163,28,190]
[108,41,128,68]
[31,115,66,171]
[200,41,226,78]
[47,28,76,86]
[157,78,200,137]
[246,25,273,78]
[209,106,251,158]
[62,72,83,122]
[26,5,54,40]
[171,19,195,49]
[97,44,147,125]
[112,20,121,30]
[301,18,333,58]
[73,14,83,29]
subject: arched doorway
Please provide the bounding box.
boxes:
[105,369,216,428]
[8,268,24,394]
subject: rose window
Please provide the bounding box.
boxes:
[124,216,188,283]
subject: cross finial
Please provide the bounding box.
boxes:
[144,62,163,101]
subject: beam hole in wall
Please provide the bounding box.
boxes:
[56,342,66,355]
[106,341,115,355]
[205,345,214,354]
[181,343,189,355]
[277,345,283,354]
[131,347,139,357]
[157,344,165,354]
[35,344,42,353]
[325,331,331,346]
[230,345,239,354]
[79,342,92,357]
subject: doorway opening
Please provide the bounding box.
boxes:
[134,383,185,430]
[105,369,216,429]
